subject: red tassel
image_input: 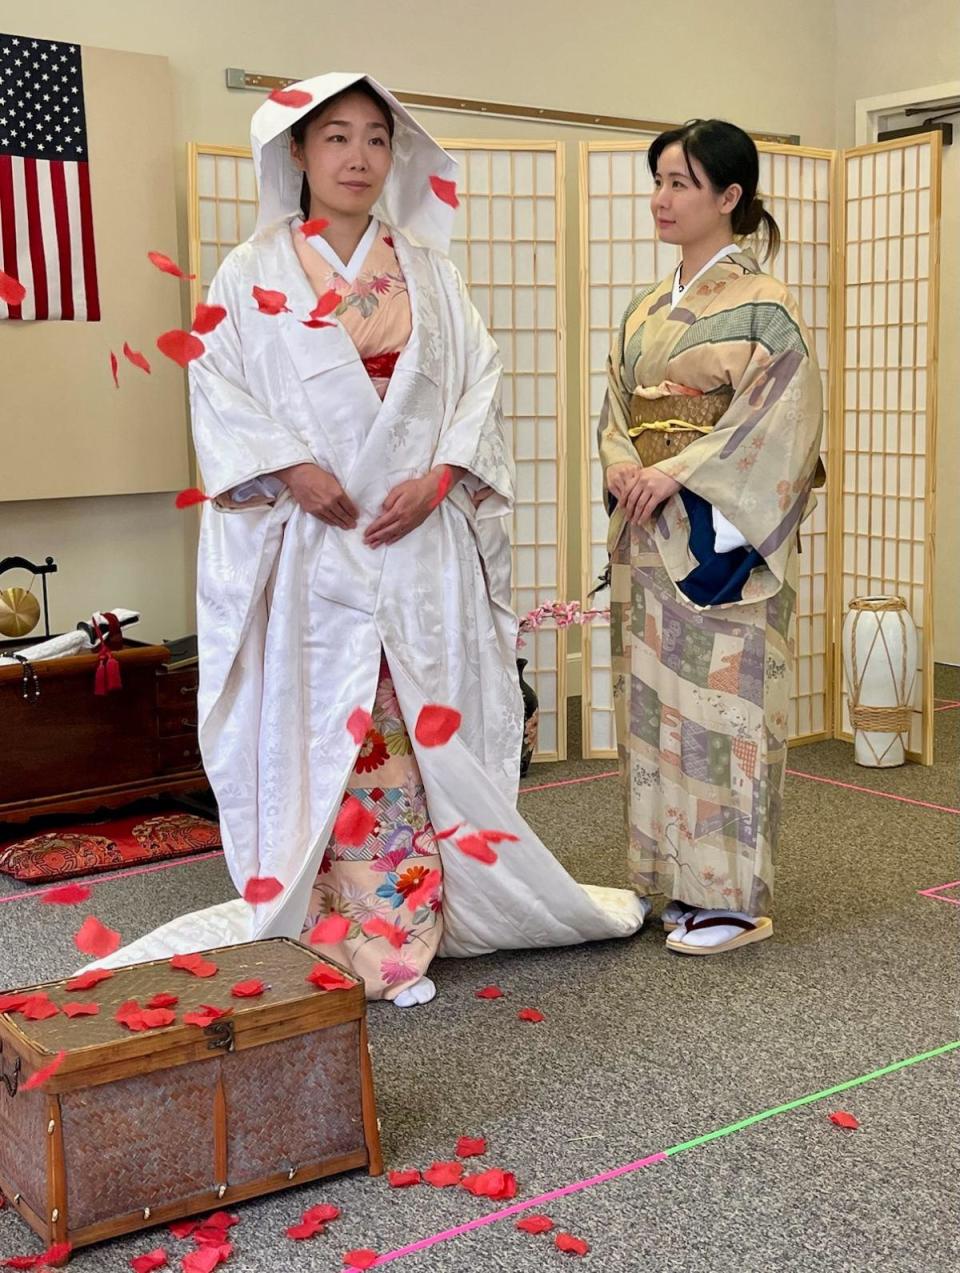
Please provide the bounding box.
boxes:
[106,654,122,692]
[94,654,108,696]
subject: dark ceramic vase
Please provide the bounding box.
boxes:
[517,658,540,777]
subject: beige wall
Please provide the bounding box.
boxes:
[835,0,960,664]
[0,0,836,645]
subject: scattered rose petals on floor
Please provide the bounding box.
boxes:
[414,705,462,747]
[517,1008,545,1023]
[461,1168,517,1200]
[167,1219,199,1240]
[303,1203,340,1224]
[63,1002,100,1018]
[455,1136,487,1158]
[424,1160,464,1188]
[40,883,91,905]
[21,1050,67,1091]
[555,1232,590,1256]
[829,1110,860,1129]
[309,913,352,945]
[388,1169,422,1188]
[286,1218,325,1240]
[74,915,120,958]
[243,876,284,905]
[130,1249,168,1272]
[230,979,266,999]
[268,88,313,108]
[181,1247,229,1273]
[157,329,205,367]
[346,707,374,744]
[335,796,378,847]
[66,967,114,992]
[475,985,504,1000]
[429,175,460,208]
[516,1214,555,1235]
[147,250,195,279]
[343,1249,378,1270]
[191,303,227,335]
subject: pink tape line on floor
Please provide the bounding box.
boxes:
[917,881,960,906]
[0,849,225,906]
[786,768,960,815]
[372,1152,669,1265]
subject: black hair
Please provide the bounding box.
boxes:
[648,119,781,261]
[290,81,395,220]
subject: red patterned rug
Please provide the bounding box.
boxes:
[0,808,221,883]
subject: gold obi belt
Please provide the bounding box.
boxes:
[628,386,733,467]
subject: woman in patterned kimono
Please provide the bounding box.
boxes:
[600,119,823,955]
[86,73,644,1005]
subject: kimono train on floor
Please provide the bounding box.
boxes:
[82,73,644,995]
[600,251,823,917]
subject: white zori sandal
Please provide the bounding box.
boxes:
[665,910,773,955]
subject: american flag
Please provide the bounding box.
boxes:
[0,33,100,320]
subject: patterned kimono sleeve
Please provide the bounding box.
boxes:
[598,318,641,475]
[189,256,315,509]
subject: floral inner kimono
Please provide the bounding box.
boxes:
[600,250,823,916]
[292,221,441,1000]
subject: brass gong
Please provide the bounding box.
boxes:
[0,586,41,638]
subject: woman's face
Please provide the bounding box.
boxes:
[290,91,393,220]
[650,142,740,247]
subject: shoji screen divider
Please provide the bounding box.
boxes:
[187,140,569,762]
[578,141,836,759]
[834,135,941,764]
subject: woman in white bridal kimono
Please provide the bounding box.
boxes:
[91,73,644,1006]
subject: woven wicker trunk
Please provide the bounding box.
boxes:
[0,938,382,1249]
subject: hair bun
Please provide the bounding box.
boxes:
[738,195,765,236]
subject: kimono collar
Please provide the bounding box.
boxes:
[250,72,458,255]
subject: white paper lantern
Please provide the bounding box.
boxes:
[842,596,918,767]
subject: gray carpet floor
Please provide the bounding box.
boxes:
[1,669,957,1271]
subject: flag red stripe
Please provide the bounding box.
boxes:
[76,162,99,321]
[49,161,74,322]
[0,154,23,319]
[23,159,48,321]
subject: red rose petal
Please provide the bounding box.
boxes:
[424,1160,463,1188]
[461,1168,517,1200]
[518,1007,545,1023]
[347,707,374,744]
[308,913,352,945]
[0,993,31,1013]
[183,1005,231,1028]
[383,235,394,247]
[286,1219,325,1240]
[170,953,218,977]
[404,867,442,912]
[309,290,341,320]
[141,1008,176,1029]
[301,318,336,329]
[433,823,463,841]
[268,88,313,108]
[243,876,284,904]
[429,175,460,208]
[475,985,504,1000]
[19,994,59,1021]
[455,1136,487,1158]
[0,268,27,306]
[414,704,462,747]
[168,1218,199,1239]
[197,1211,238,1233]
[21,1050,67,1092]
[147,250,195,280]
[306,964,356,992]
[428,465,453,510]
[5,1241,73,1269]
[230,978,266,998]
[63,1002,100,1018]
[123,342,152,375]
[517,1214,554,1235]
[300,218,330,237]
[157,329,205,368]
[252,285,290,315]
[40,883,92,906]
[343,1252,378,1271]
[478,829,520,845]
[130,1248,168,1273]
[555,1232,590,1256]
[335,796,378,848]
[66,967,114,992]
[174,487,211,510]
[302,1203,340,1223]
[191,302,227,335]
[110,350,120,388]
[147,993,179,1010]
[361,915,407,950]
[829,1110,860,1130]
[74,915,120,958]
[388,1169,422,1188]
[182,1248,229,1273]
[455,834,498,865]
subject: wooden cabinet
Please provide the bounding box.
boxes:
[0,642,209,822]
